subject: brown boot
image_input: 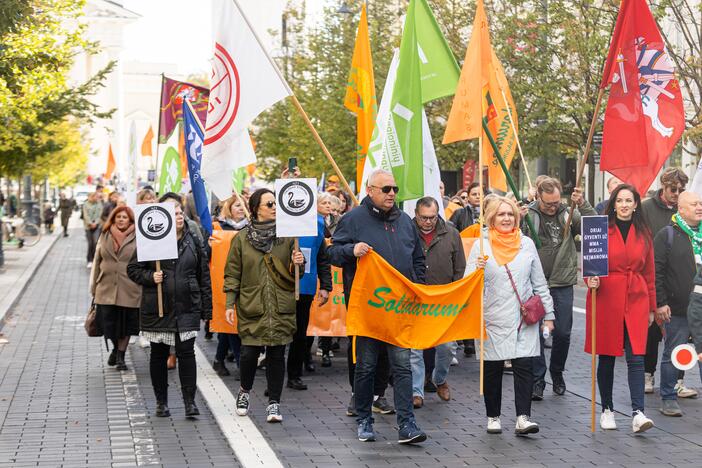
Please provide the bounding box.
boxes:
[436,381,450,401]
[167,354,177,370]
[413,396,423,408]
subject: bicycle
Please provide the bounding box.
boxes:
[1,216,41,248]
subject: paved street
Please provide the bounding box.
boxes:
[2,229,702,467]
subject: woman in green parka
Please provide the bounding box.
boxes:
[224,188,305,423]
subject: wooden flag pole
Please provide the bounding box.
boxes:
[156,260,164,318]
[294,238,300,300]
[498,86,533,190]
[591,287,597,433]
[478,136,485,397]
[230,0,358,206]
[289,95,359,206]
[563,87,606,240]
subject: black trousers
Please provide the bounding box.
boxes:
[644,322,663,374]
[150,336,196,403]
[85,227,100,262]
[484,357,533,418]
[287,294,314,379]
[240,344,285,404]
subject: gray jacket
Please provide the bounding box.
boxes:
[523,200,596,288]
[415,218,466,285]
[641,190,675,238]
[466,232,555,361]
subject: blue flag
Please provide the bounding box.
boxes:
[182,101,213,235]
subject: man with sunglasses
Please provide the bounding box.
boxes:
[523,177,596,400]
[640,167,693,397]
[329,169,427,445]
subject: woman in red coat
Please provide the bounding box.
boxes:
[585,184,656,434]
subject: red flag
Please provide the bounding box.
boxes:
[599,0,684,195]
[158,77,209,144]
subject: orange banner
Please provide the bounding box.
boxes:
[209,229,238,333]
[307,266,347,337]
[347,251,483,349]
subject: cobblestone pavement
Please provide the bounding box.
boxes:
[0,229,239,468]
[2,228,702,467]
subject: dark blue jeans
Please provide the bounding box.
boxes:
[533,286,573,384]
[354,336,413,427]
[660,315,702,400]
[215,333,241,364]
[597,327,645,414]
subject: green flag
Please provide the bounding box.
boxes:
[232,166,247,193]
[159,146,182,194]
[388,0,424,201]
[415,0,460,103]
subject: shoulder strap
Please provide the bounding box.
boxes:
[504,265,524,308]
[665,225,675,252]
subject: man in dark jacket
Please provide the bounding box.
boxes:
[523,178,596,399]
[329,169,427,445]
[642,167,689,393]
[654,191,702,416]
[410,197,465,408]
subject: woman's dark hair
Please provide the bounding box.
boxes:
[249,188,274,220]
[605,184,651,245]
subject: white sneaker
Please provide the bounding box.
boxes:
[675,379,698,398]
[600,409,617,430]
[644,373,654,394]
[266,403,283,423]
[515,415,539,435]
[138,335,150,348]
[487,416,502,434]
[632,410,654,433]
[450,357,458,366]
[87,262,93,269]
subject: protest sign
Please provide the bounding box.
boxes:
[274,178,318,238]
[581,215,609,277]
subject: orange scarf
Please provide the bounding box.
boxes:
[110,224,135,253]
[488,228,521,266]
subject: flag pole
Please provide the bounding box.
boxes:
[481,120,541,248]
[230,0,359,206]
[498,86,532,190]
[591,287,597,433]
[184,99,251,219]
[563,87,605,240]
[478,135,484,397]
[155,73,165,177]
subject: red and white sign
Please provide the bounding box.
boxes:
[203,0,291,185]
[671,344,698,371]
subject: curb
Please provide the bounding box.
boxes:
[0,232,61,325]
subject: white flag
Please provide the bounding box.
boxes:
[360,50,444,218]
[204,0,290,161]
[690,159,702,198]
[202,129,256,200]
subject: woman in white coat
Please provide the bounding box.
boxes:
[467,197,555,435]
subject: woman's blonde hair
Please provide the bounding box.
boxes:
[483,196,521,229]
[220,196,244,219]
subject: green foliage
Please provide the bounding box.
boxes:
[0,0,113,178]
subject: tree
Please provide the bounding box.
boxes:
[0,0,113,180]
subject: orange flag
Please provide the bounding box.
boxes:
[104,144,116,180]
[347,251,483,349]
[307,266,348,337]
[344,3,377,189]
[178,124,188,178]
[209,226,238,334]
[443,0,518,192]
[141,125,154,156]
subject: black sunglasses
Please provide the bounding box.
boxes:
[370,185,399,194]
[265,201,276,208]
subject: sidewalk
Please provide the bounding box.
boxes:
[0,227,239,468]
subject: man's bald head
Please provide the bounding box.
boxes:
[678,191,702,226]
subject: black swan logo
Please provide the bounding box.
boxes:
[147,215,164,233]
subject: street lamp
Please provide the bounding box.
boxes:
[337,2,353,15]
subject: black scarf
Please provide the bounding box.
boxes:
[246,219,277,253]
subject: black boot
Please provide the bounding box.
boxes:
[154,387,170,417]
[107,349,117,366]
[115,351,127,371]
[183,386,200,418]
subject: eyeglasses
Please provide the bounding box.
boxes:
[265,201,276,208]
[370,185,399,194]
[417,215,438,223]
[666,185,684,194]
[460,195,468,199]
[541,200,561,208]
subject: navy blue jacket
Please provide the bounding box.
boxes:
[328,197,425,303]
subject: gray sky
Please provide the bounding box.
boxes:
[121,0,324,76]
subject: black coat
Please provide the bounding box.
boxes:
[128,225,212,332]
[328,197,425,304]
[654,223,696,316]
[449,206,475,232]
